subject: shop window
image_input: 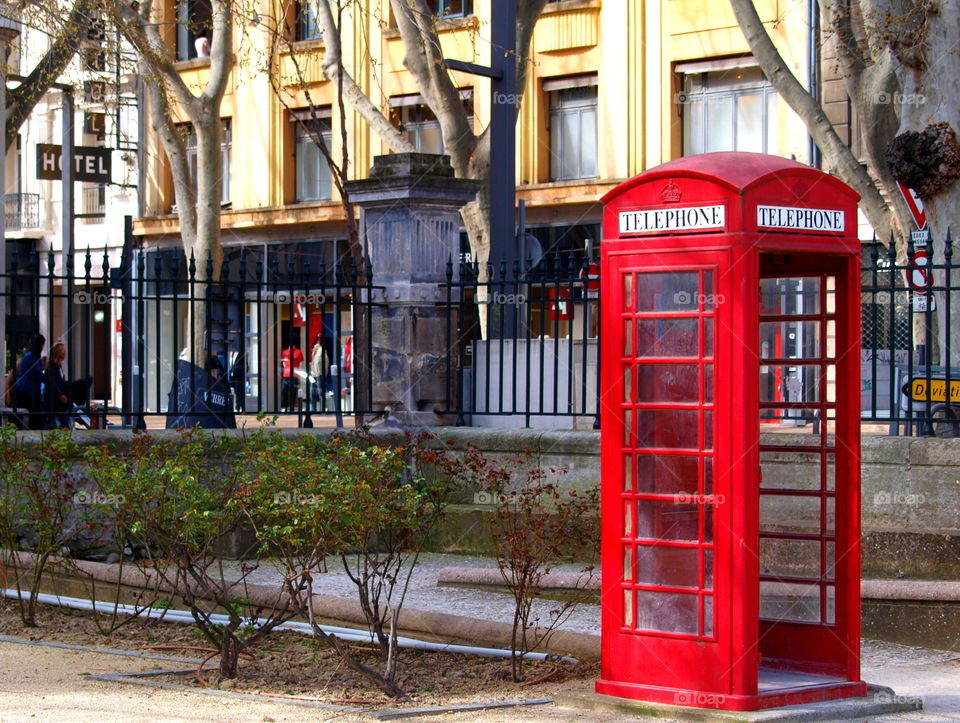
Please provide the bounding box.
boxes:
[677,60,778,155]
[546,76,598,181]
[292,108,333,202]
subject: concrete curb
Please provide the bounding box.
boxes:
[437,566,600,591]
[3,550,602,660]
[862,579,960,601]
[438,562,960,605]
[556,683,922,721]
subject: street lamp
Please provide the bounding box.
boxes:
[0,9,21,376]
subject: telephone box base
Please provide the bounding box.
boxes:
[595,678,868,712]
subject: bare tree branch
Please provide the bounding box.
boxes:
[4,0,97,150]
[728,0,895,241]
[315,0,415,153]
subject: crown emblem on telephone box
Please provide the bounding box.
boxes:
[660,180,682,203]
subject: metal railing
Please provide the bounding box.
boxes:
[1,243,376,429]
[861,231,960,435]
[439,252,600,428]
[4,193,40,230]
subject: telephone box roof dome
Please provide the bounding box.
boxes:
[603,152,860,203]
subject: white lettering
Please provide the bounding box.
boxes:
[757,204,845,232]
[619,205,726,234]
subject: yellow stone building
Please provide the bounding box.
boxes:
[136,0,816,259]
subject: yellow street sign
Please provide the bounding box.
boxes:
[905,377,960,403]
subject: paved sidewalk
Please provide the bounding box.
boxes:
[1,553,958,720]
[1,636,958,722]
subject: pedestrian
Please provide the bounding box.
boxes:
[13,334,46,429]
[280,339,303,411]
[45,341,72,429]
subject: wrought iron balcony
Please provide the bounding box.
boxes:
[4,192,40,230]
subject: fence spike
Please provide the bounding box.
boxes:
[870,234,880,265]
[102,247,111,281]
[188,249,196,280]
[220,254,229,282]
[887,232,897,265]
[365,259,373,284]
[84,247,92,279]
[946,228,954,263]
[47,248,55,276]
[28,245,38,272]
[446,256,454,282]
[206,250,214,280]
[10,248,18,273]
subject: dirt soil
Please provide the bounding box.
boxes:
[0,597,601,712]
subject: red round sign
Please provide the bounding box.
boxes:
[910,250,931,290]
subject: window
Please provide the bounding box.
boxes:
[292,108,333,202]
[432,0,471,17]
[176,118,231,205]
[678,61,778,155]
[389,91,473,155]
[293,0,321,41]
[176,0,213,61]
[547,77,598,181]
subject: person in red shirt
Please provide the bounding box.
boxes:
[280,342,304,411]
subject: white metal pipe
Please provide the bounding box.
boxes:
[1,588,578,663]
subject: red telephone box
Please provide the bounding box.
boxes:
[597,152,864,711]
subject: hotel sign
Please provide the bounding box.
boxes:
[36,144,112,183]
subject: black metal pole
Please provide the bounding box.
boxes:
[489,0,516,337]
[62,90,75,358]
[121,215,134,426]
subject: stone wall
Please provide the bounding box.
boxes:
[7,427,958,579]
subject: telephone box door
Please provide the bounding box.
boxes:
[599,249,742,700]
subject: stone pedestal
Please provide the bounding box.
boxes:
[345,153,480,427]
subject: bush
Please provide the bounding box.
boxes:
[87,428,296,679]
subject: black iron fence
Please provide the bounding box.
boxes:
[1,240,375,429]
[440,252,600,428]
[861,231,960,435]
[3,228,959,433]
